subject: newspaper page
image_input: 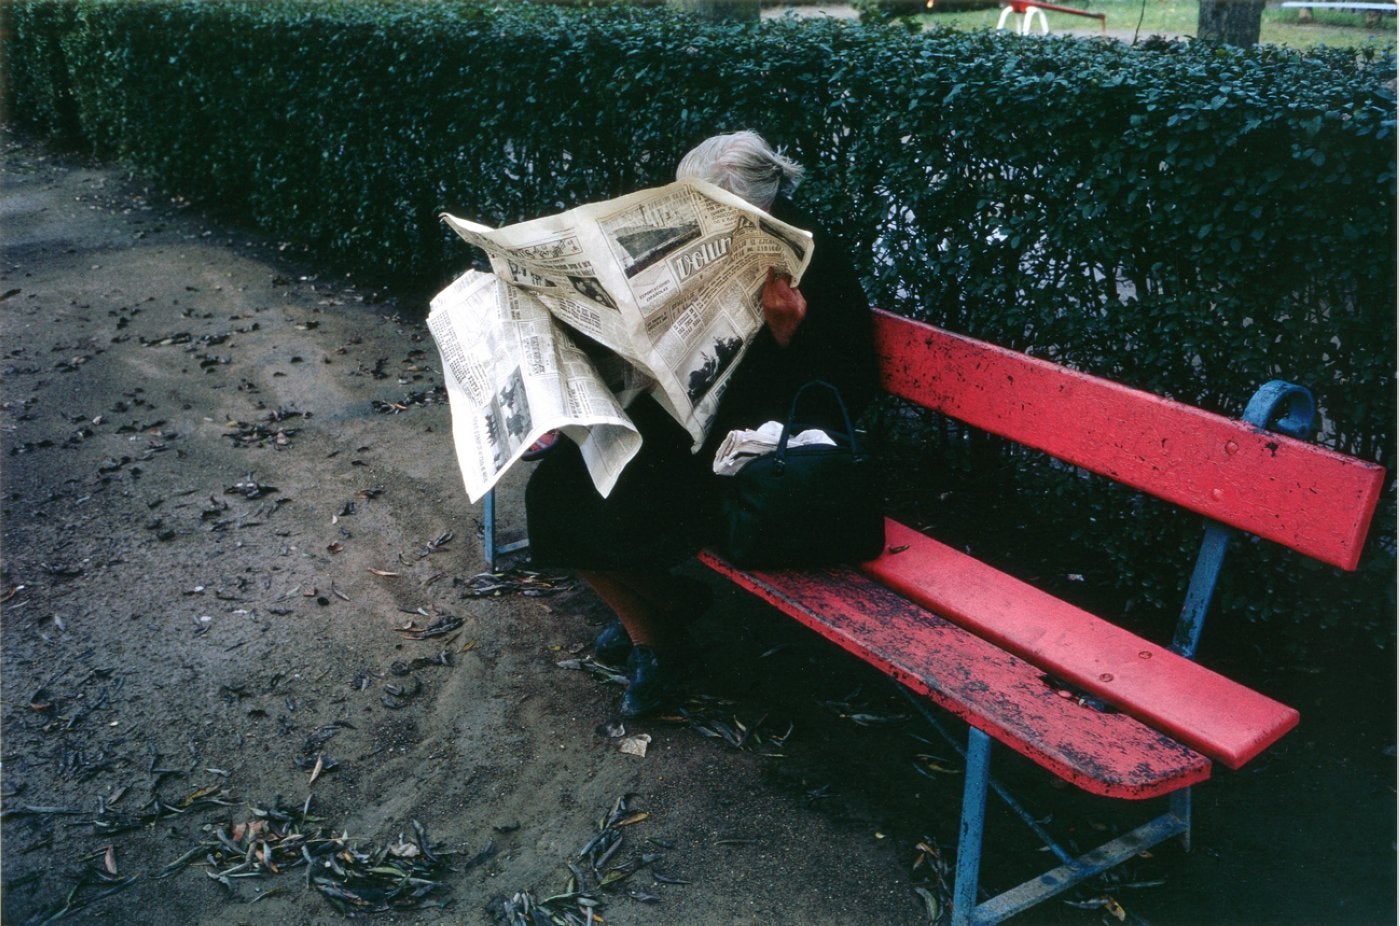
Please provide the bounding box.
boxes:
[428,270,642,504]
[430,178,813,504]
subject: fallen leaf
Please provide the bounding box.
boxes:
[915,754,960,775]
[914,886,941,922]
[180,784,220,806]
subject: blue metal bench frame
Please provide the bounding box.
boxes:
[482,489,527,572]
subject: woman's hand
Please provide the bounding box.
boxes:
[761,267,807,348]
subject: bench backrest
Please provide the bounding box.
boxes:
[872,310,1385,571]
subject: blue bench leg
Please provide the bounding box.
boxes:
[483,488,528,571]
[952,726,994,926]
[484,488,504,571]
[1171,786,1192,853]
[903,688,1194,923]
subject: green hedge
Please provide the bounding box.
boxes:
[5,0,1394,644]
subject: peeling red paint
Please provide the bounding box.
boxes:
[699,550,1211,800]
[863,521,1297,770]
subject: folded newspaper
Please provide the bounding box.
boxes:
[428,178,814,504]
[711,422,836,477]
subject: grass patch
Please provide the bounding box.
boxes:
[908,0,1397,51]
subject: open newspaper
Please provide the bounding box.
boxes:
[428,178,813,504]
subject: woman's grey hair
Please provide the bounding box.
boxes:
[675,131,804,211]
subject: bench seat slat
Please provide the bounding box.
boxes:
[698,549,1212,800]
[873,310,1385,571]
[863,520,1299,769]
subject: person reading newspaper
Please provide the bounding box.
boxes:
[525,131,878,717]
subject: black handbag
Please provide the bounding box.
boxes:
[719,380,885,568]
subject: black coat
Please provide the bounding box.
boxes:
[524,198,878,570]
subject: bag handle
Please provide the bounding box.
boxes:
[775,379,861,466]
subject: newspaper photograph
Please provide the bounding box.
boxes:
[430,178,813,504]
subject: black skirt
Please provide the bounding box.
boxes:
[524,396,720,570]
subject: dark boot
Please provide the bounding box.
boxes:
[593,620,633,665]
[619,645,671,718]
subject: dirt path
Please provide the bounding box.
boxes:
[1,132,1394,926]
[0,131,937,926]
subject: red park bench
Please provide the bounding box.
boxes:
[487,309,1386,925]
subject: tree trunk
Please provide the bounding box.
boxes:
[667,0,760,21]
[1196,0,1265,47]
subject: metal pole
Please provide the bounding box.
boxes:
[1173,380,1315,659]
[952,727,994,926]
[483,488,501,571]
[902,690,1075,865]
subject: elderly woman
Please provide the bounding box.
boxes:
[525,131,878,716]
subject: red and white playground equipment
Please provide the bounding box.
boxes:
[995,0,1106,34]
